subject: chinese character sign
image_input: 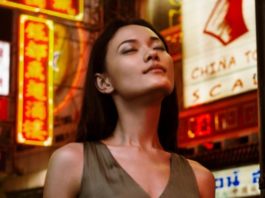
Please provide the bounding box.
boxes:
[0,0,84,21]
[17,15,54,146]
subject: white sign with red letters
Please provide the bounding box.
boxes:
[182,0,257,108]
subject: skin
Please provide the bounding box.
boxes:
[43,25,215,198]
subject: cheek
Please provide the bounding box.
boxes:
[107,60,139,89]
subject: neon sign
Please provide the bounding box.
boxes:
[17,14,53,146]
[178,93,258,147]
[187,113,212,139]
[0,0,84,21]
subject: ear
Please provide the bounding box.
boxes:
[95,73,114,94]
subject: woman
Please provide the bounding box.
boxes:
[43,18,215,198]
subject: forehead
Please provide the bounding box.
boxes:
[109,25,159,45]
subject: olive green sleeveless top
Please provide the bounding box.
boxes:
[78,141,200,198]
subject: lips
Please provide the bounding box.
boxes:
[143,64,166,74]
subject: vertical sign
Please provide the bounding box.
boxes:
[0,41,10,96]
[182,0,257,108]
[17,15,54,146]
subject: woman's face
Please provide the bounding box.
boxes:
[102,24,175,100]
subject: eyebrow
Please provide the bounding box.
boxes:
[117,36,161,51]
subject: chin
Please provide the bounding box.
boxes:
[147,84,174,99]
[153,81,174,94]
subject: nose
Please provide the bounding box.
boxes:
[144,49,160,62]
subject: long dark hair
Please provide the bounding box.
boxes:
[76,18,179,152]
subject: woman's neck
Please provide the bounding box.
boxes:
[106,97,163,150]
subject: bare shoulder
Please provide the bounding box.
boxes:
[187,159,214,180]
[47,142,84,174]
[187,159,216,198]
[51,142,83,163]
[43,142,84,198]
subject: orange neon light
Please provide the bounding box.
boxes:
[0,0,84,21]
[17,14,54,146]
[53,27,87,114]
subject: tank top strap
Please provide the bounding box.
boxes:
[160,153,200,198]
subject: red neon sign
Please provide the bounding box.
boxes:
[187,113,212,139]
[0,0,84,21]
[178,93,258,148]
[17,15,53,146]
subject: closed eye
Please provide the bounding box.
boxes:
[153,46,166,51]
[121,48,137,54]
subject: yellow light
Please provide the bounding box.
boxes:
[187,130,195,138]
[54,26,86,114]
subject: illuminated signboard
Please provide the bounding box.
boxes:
[213,164,260,197]
[182,0,257,108]
[17,15,53,146]
[0,41,10,96]
[0,0,84,21]
[178,93,258,147]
